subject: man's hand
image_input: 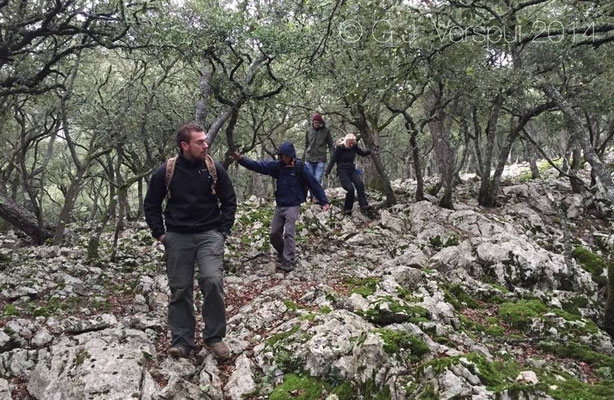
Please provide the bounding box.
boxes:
[322,204,330,211]
[229,150,242,161]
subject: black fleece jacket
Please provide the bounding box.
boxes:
[325,145,371,175]
[144,153,237,239]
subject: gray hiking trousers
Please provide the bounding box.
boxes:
[162,230,226,350]
[270,205,300,264]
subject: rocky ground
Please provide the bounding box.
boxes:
[1,163,614,400]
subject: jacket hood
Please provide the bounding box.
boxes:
[278,142,296,158]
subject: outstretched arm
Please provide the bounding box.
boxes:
[355,145,372,157]
[230,151,280,176]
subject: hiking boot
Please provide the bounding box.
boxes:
[361,205,376,219]
[169,346,189,359]
[278,260,296,272]
[204,341,231,360]
[276,252,284,263]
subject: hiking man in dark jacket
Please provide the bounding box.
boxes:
[144,123,237,360]
[303,113,334,203]
[230,142,330,271]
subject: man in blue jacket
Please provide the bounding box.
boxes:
[144,123,236,360]
[230,142,330,272]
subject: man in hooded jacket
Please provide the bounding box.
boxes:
[303,113,334,203]
[231,142,330,271]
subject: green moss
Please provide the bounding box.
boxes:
[0,253,11,264]
[417,384,438,400]
[485,326,504,337]
[319,306,332,314]
[374,385,391,400]
[596,367,612,380]
[433,335,455,347]
[273,348,304,373]
[539,341,614,369]
[498,299,548,329]
[345,276,380,298]
[551,309,599,335]
[361,297,431,324]
[444,284,480,310]
[489,283,510,294]
[418,353,521,392]
[561,296,589,316]
[3,304,19,316]
[429,235,459,251]
[489,295,506,304]
[298,313,315,321]
[74,350,91,367]
[544,377,614,399]
[360,377,392,400]
[572,246,607,286]
[283,300,301,311]
[519,172,533,182]
[270,374,324,400]
[266,324,300,347]
[331,382,356,400]
[374,329,429,360]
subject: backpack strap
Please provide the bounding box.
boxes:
[165,156,178,199]
[204,154,218,195]
[165,155,218,198]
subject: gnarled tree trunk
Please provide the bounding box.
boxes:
[0,192,54,244]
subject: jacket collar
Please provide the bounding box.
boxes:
[178,152,205,169]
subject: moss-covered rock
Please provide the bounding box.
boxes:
[498,299,548,329]
[345,276,380,298]
[443,284,480,310]
[360,296,430,325]
[538,341,614,369]
[572,246,608,287]
[269,374,324,400]
[374,329,429,361]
